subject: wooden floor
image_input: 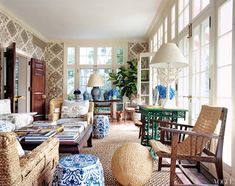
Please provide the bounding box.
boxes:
[111,119,213,185]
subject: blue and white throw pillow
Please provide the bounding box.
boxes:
[0,120,15,132]
[0,120,25,157]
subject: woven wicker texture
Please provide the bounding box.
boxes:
[150,105,223,156]
[80,124,182,185]
[111,142,153,186]
[0,132,59,186]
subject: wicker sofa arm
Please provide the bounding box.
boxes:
[20,137,59,177]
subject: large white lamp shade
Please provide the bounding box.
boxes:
[150,43,187,108]
[150,43,187,68]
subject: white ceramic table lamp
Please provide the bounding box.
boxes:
[88,73,104,100]
[150,43,187,108]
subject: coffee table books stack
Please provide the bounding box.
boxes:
[15,124,64,141]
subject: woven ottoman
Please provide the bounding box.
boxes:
[53,154,104,186]
[93,115,109,139]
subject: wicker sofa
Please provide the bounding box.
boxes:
[0,132,59,186]
[48,97,94,125]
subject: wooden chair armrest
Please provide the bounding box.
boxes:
[158,120,194,129]
[84,112,93,124]
[159,127,221,139]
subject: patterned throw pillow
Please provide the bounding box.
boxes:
[0,120,24,157]
[0,99,11,114]
[0,120,15,132]
[61,100,89,118]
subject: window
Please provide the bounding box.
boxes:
[65,45,125,99]
[178,36,189,110]
[171,4,176,40]
[67,47,76,99]
[192,0,210,18]
[164,16,168,43]
[191,18,210,123]
[153,33,158,51]
[116,48,124,65]
[178,0,189,32]
[216,0,233,166]
[158,24,163,48]
[97,47,112,65]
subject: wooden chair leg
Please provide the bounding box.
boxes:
[215,160,224,185]
[158,157,162,171]
[170,158,176,186]
[196,161,201,173]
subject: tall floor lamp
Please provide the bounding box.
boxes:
[88,73,104,100]
[150,43,187,108]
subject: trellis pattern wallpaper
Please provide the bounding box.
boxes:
[0,10,64,103]
[45,43,64,103]
[0,11,46,60]
[128,42,148,60]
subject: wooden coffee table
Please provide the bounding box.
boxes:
[20,124,93,154]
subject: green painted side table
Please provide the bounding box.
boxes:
[139,105,188,146]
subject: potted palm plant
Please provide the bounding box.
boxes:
[108,59,138,102]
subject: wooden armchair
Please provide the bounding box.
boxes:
[149,105,227,186]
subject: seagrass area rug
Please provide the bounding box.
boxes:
[80,123,182,186]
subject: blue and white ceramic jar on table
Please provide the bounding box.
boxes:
[53,154,104,186]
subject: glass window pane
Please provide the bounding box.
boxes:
[67,47,75,65]
[184,6,189,27]
[178,13,183,32]
[67,69,75,98]
[97,47,112,65]
[193,0,201,18]
[171,5,175,39]
[80,47,94,65]
[116,48,124,65]
[218,0,233,36]
[217,67,232,98]
[97,68,112,97]
[80,69,93,94]
[217,33,232,67]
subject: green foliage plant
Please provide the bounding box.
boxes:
[109,59,138,101]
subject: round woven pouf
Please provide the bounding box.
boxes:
[111,142,153,186]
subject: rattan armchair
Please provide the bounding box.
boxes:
[0,132,59,186]
[150,105,227,186]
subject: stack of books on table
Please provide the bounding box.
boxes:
[55,131,79,142]
[24,130,57,142]
[63,125,84,134]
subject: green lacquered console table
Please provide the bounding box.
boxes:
[139,105,188,146]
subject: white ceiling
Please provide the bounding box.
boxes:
[0,0,163,41]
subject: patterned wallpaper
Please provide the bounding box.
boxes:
[128,42,148,60]
[0,11,46,60]
[0,10,64,103]
[45,43,64,104]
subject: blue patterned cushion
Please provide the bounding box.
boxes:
[0,120,15,132]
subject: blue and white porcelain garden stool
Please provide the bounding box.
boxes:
[53,154,104,186]
[93,115,110,139]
